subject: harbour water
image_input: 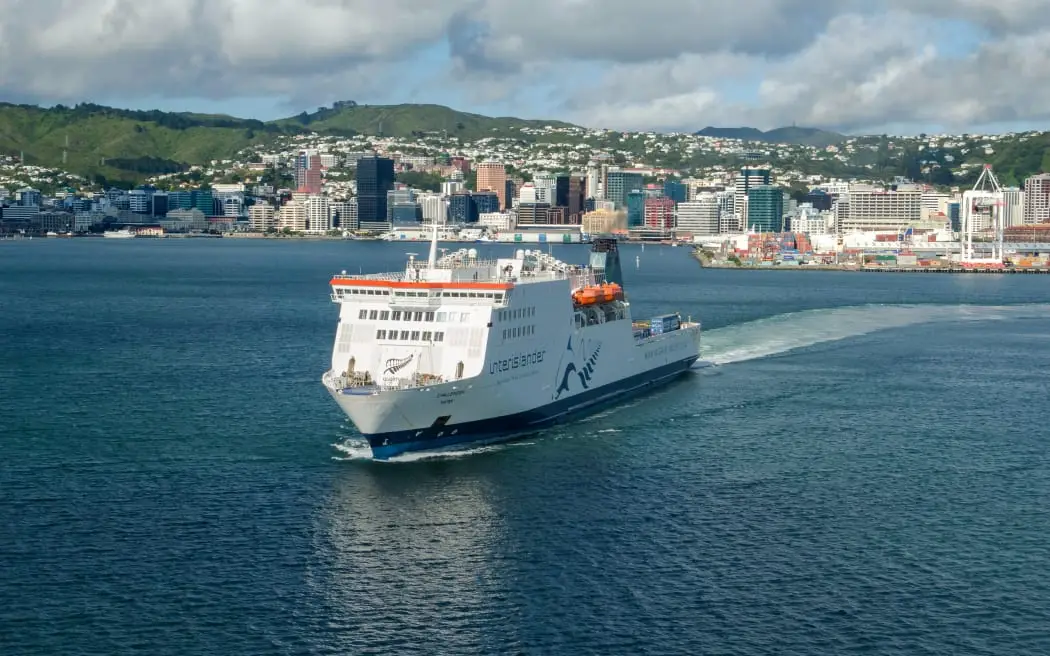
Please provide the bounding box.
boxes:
[2,239,1049,654]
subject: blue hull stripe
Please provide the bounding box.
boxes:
[365,356,698,459]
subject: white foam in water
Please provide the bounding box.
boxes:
[332,439,534,463]
[700,303,1050,366]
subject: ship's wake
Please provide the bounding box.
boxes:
[698,303,1050,366]
[331,439,535,463]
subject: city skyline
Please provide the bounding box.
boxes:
[4,1,1050,136]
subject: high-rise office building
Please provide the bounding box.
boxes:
[606,171,644,210]
[476,162,507,209]
[735,167,771,218]
[746,186,785,232]
[296,151,323,194]
[355,156,395,225]
[626,190,646,228]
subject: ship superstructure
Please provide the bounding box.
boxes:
[322,229,701,459]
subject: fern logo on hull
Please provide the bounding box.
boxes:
[553,336,602,400]
[384,354,414,375]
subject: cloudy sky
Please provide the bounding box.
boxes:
[2,0,1049,135]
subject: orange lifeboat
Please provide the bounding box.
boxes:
[572,283,624,306]
[601,282,624,302]
[572,287,602,305]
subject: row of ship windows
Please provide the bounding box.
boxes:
[358,309,471,323]
[503,325,535,339]
[497,306,535,322]
[376,330,446,342]
[340,288,505,301]
[360,309,434,321]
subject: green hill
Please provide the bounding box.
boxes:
[0,101,579,182]
[272,101,578,140]
[0,102,288,182]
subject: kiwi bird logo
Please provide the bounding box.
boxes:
[554,337,601,400]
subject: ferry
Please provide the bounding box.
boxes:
[103,228,136,239]
[322,228,701,459]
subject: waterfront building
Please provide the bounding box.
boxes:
[248,203,276,231]
[836,183,922,233]
[675,194,720,236]
[644,197,675,230]
[329,198,358,231]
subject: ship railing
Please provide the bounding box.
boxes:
[325,370,447,393]
[410,258,502,270]
[332,271,409,282]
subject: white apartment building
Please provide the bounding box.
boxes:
[328,200,358,231]
[277,200,307,232]
[419,194,448,224]
[248,203,276,231]
[441,180,464,196]
[1002,188,1024,228]
[1023,173,1050,225]
[675,194,720,236]
[304,195,330,233]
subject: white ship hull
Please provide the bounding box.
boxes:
[324,322,699,459]
[103,229,136,239]
[322,238,701,459]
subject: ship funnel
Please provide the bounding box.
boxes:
[590,237,623,287]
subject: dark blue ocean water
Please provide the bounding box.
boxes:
[2,239,1049,655]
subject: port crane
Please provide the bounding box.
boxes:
[961,164,1005,264]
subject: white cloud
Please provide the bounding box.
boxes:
[1,0,1049,132]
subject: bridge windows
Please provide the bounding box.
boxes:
[380,311,390,320]
[369,310,379,320]
[392,311,403,321]
[411,331,421,340]
[376,329,387,339]
[400,330,410,340]
[359,309,368,319]
[422,331,432,341]
[435,332,445,342]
